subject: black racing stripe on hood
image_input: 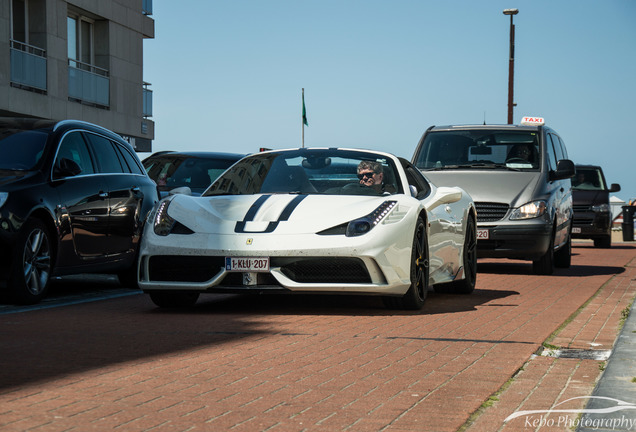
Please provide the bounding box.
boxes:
[235,194,308,233]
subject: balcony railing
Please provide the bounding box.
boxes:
[10,40,47,91]
[68,59,110,107]
[143,82,153,117]
[142,0,153,15]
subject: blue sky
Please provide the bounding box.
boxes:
[143,0,636,202]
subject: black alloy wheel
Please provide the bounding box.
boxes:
[9,219,52,304]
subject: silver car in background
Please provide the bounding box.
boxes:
[412,117,575,275]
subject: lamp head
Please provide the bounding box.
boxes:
[503,8,519,15]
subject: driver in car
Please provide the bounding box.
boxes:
[357,161,395,194]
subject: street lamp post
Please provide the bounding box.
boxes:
[503,8,518,125]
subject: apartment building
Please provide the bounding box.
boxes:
[1,0,155,151]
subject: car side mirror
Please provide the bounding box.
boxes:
[55,158,82,177]
[609,183,621,193]
[550,159,575,181]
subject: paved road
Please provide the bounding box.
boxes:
[1,243,635,431]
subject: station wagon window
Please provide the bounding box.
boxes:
[84,133,124,174]
[114,143,144,175]
[56,132,95,175]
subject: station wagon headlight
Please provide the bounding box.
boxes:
[0,192,7,209]
[510,200,547,220]
[346,201,397,237]
[592,203,610,213]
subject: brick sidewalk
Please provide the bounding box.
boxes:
[1,243,635,432]
[466,242,636,431]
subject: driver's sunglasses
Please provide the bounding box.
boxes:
[357,172,377,180]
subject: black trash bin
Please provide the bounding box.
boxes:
[622,205,635,241]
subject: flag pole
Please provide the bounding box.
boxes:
[301,88,305,148]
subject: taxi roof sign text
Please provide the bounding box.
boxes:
[520,116,545,126]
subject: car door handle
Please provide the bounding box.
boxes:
[99,192,109,198]
[131,187,140,192]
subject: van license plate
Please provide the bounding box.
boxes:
[225,257,270,272]
[477,229,489,240]
[572,227,581,234]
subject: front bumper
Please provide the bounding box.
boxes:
[571,211,611,239]
[137,228,414,296]
[476,221,552,260]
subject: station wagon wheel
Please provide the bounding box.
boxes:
[383,216,428,310]
[9,219,52,305]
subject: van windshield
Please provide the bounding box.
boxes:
[414,130,541,171]
[572,168,605,190]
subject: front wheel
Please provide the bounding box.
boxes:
[383,217,428,310]
[554,235,571,268]
[8,219,52,305]
[594,235,611,248]
[533,231,555,275]
[148,291,200,308]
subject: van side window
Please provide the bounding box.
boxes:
[555,135,568,159]
[546,134,558,170]
[550,133,565,161]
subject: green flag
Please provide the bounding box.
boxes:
[302,90,308,126]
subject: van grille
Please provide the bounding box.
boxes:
[475,202,509,222]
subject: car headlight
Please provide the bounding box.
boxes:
[0,192,7,209]
[510,200,547,220]
[153,200,176,236]
[346,201,397,237]
[592,203,610,213]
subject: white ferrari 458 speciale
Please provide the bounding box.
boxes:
[138,148,477,310]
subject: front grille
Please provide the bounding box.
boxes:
[573,205,591,212]
[475,202,509,222]
[274,257,371,284]
[148,256,225,282]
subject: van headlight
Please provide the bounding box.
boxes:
[510,200,547,220]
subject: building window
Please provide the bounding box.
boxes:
[10,0,47,92]
[67,11,109,108]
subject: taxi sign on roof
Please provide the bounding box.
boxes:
[520,116,545,126]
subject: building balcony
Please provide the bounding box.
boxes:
[68,59,110,108]
[10,40,47,92]
[143,82,153,117]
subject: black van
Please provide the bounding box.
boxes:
[412,117,575,275]
[571,164,621,248]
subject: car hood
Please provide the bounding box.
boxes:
[424,171,540,207]
[572,189,608,206]
[166,193,398,235]
[0,170,39,189]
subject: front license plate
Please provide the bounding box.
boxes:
[572,227,582,234]
[477,229,490,240]
[225,257,270,272]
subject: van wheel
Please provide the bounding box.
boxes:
[533,232,555,275]
[594,235,611,248]
[554,235,571,268]
[8,219,52,305]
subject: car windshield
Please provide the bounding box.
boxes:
[414,130,541,171]
[144,154,239,193]
[203,149,402,197]
[572,168,606,190]
[0,130,48,170]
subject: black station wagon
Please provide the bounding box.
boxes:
[0,118,159,304]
